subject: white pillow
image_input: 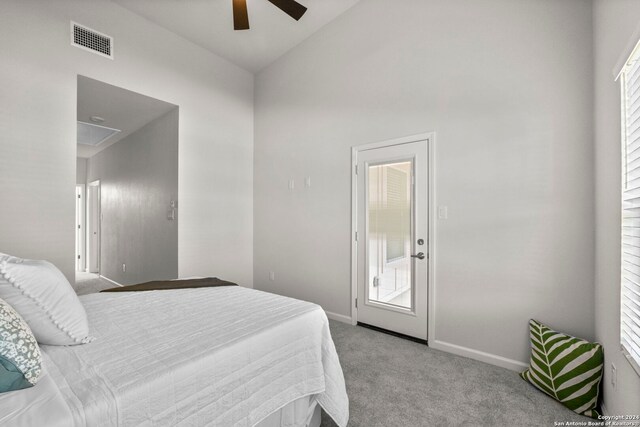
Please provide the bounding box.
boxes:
[0,254,93,346]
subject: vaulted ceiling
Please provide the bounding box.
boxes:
[112,0,361,73]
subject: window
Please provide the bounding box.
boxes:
[384,165,410,262]
[620,42,640,375]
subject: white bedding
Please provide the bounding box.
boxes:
[0,286,349,426]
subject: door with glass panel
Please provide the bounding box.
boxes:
[356,139,428,340]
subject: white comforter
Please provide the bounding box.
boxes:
[0,286,349,426]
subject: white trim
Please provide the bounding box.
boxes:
[427,133,437,345]
[350,132,436,337]
[75,184,86,272]
[353,132,434,153]
[613,20,640,80]
[622,345,640,377]
[430,340,528,372]
[620,51,640,378]
[350,144,358,326]
[99,275,123,287]
[87,180,101,274]
[325,311,352,324]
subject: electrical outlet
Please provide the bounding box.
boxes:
[611,363,617,389]
[122,263,126,273]
[305,177,311,188]
[269,271,275,281]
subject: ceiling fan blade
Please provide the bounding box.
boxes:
[267,0,307,21]
[233,0,250,30]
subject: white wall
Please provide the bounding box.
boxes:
[254,0,594,366]
[0,0,254,286]
[76,158,87,185]
[87,109,179,285]
[593,0,640,416]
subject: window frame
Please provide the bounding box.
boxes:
[620,44,640,377]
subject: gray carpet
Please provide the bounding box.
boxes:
[321,320,588,427]
[74,272,113,295]
[73,276,587,426]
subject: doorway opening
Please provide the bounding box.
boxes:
[87,180,101,274]
[75,76,179,290]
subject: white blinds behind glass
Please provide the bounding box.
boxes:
[621,46,640,373]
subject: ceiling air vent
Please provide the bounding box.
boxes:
[71,22,113,59]
[77,121,121,146]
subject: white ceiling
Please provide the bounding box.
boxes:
[112,0,361,73]
[77,76,177,158]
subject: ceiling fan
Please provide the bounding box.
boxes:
[233,0,307,30]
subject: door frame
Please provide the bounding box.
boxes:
[75,184,86,272]
[87,179,101,274]
[350,132,436,342]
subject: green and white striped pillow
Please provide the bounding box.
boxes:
[520,319,603,418]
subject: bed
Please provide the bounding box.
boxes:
[0,286,349,426]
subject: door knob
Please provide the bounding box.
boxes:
[411,252,425,260]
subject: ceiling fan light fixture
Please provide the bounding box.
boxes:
[233,0,250,30]
[267,0,307,21]
[232,0,307,31]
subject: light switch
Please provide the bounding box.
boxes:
[269,271,275,281]
[305,177,311,188]
[438,206,448,219]
[288,179,295,190]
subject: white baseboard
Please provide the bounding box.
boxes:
[325,311,352,324]
[99,275,123,287]
[430,339,528,372]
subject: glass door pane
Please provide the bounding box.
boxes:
[367,160,413,309]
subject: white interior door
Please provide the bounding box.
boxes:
[88,180,101,274]
[356,139,429,340]
[75,185,85,272]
